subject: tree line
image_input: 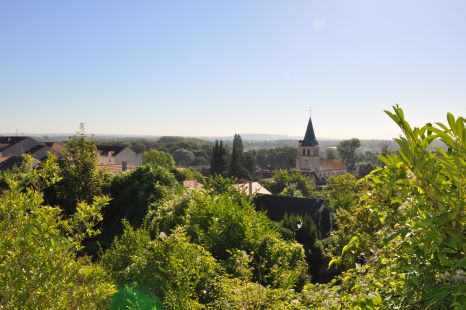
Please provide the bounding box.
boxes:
[0,106,463,308]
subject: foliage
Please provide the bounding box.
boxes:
[328,106,466,308]
[55,124,109,213]
[203,174,238,195]
[0,156,115,308]
[268,169,315,198]
[252,146,297,169]
[229,134,246,178]
[211,277,302,309]
[155,136,213,155]
[102,224,223,309]
[325,147,337,160]
[173,166,205,183]
[142,149,176,170]
[337,138,361,173]
[88,164,179,253]
[150,192,308,290]
[172,148,195,166]
[210,139,228,175]
[322,173,359,212]
[280,213,325,275]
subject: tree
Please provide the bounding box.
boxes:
[229,134,244,178]
[325,147,337,160]
[0,156,115,308]
[337,138,361,173]
[253,146,297,169]
[268,169,315,198]
[210,140,227,175]
[142,149,176,170]
[172,148,195,166]
[150,192,308,290]
[56,123,108,213]
[88,164,179,253]
[326,106,465,308]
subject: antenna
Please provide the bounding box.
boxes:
[309,107,312,118]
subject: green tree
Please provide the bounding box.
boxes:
[327,106,465,308]
[89,164,179,253]
[268,169,315,198]
[102,225,222,309]
[252,146,297,169]
[172,148,195,166]
[337,138,361,173]
[150,192,308,290]
[0,156,115,308]
[56,123,109,213]
[142,149,176,170]
[210,140,227,175]
[173,167,205,183]
[325,147,337,160]
[229,134,244,178]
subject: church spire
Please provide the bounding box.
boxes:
[301,114,318,146]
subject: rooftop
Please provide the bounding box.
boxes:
[300,118,318,147]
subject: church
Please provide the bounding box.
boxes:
[296,115,346,182]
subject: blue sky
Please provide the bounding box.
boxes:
[0,0,465,139]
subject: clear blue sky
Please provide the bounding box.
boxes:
[1,0,465,139]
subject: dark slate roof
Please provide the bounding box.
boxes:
[0,137,29,151]
[254,194,326,221]
[0,155,40,171]
[97,145,128,156]
[300,118,318,146]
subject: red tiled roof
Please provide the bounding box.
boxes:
[319,159,346,171]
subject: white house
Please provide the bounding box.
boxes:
[97,145,142,166]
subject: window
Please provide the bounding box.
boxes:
[302,149,305,156]
[307,149,310,156]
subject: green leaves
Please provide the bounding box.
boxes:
[0,157,115,308]
[324,106,465,309]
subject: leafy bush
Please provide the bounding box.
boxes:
[0,156,115,308]
[102,225,223,309]
[87,164,180,254]
[150,192,308,290]
[327,106,466,308]
[268,169,315,198]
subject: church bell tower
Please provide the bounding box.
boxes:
[296,114,320,174]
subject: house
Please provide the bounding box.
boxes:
[0,155,40,170]
[0,137,40,157]
[295,116,346,182]
[183,180,204,191]
[233,181,272,196]
[99,163,135,174]
[97,145,142,166]
[0,137,64,170]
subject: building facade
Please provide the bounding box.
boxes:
[296,116,346,181]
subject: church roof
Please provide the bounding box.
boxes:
[300,117,318,146]
[319,159,346,171]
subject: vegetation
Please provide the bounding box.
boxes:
[55,124,110,213]
[0,106,464,308]
[210,140,227,175]
[0,156,115,308]
[266,169,315,198]
[250,146,297,169]
[142,149,176,170]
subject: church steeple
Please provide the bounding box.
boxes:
[300,117,318,147]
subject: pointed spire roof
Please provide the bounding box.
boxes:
[301,117,318,146]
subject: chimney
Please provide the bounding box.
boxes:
[248,181,253,196]
[122,161,128,171]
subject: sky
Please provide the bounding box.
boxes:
[0,0,465,139]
